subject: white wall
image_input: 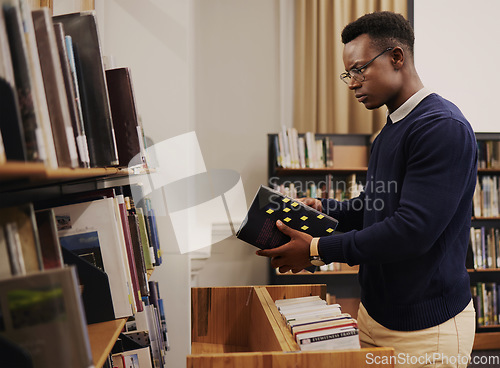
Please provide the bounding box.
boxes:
[94,0,280,366]
[414,0,500,132]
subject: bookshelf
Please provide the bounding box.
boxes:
[0,2,168,366]
[268,132,500,351]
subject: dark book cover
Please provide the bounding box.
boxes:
[3,4,41,162]
[105,67,144,168]
[236,185,339,250]
[53,22,90,168]
[32,9,78,168]
[128,213,149,297]
[52,12,118,168]
[34,208,64,270]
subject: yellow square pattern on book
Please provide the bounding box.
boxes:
[326,228,334,233]
[283,208,291,213]
[284,217,291,222]
[301,225,309,231]
[266,209,274,214]
[291,202,299,207]
[282,198,290,203]
[317,214,324,219]
[300,216,308,221]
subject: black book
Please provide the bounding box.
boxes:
[236,185,339,250]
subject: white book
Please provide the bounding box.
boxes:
[53,198,134,318]
[0,226,11,278]
[281,125,291,168]
[298,137,306,168]
[297,325,360,351]
[284,304,342,323]
[278,299,327,314]
[0,267,94,367]
[275,295,322,307]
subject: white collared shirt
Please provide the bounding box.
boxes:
[388,88,432,124]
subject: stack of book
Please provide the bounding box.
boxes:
[0,1,148,169]
[472,282,500,328]
[473,176,500,218]
[478,140,500,169]
[469,226,500,269]
[275,295,360,351]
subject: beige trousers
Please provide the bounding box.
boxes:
[358,300,476,368]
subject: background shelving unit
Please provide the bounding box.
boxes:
[268,132,500,352]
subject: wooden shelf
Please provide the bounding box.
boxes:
[0,161,130,180]
[473,331,500,350]
[275,167,368,176]
[472,217,500,221]
[477,168,500,173]
[467,268,500,272]
[277,269,359,275]
[87,318,127,368]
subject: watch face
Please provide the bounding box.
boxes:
[310,257,325,266]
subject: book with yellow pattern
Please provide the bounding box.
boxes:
[236,185,339,250]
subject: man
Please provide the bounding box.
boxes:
[257,11,477,368]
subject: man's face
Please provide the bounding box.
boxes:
[342,34,399,110]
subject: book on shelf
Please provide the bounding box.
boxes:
[473,175,500,218]
[32,8,79,168]
[0,203,43,275]
[478,139,500,169]
[52,197,135,318]
[105,67,146,169]
[34,208,64,270]
[0,266,93,368]
[1,0,49,164]
[0,5,26,162]
[236,185,339,250]
[53,11,119,168]
[53,22,90,168]
[472,282,500,328]
[470,226,500,269]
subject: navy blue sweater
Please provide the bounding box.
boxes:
[319,93,478,331]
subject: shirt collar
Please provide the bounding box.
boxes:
[388,88,432,124]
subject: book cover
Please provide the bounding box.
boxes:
[236,185,339,250]
[105,67,145,168]
[18,0,62,168]
[0,226,11,278]
[0,6,25,162]
[0,267,94,367]
[4,222,25,275]
[0,203,43,274]
[52,197,134,318]
[60,30,90,167]
[128,213,149,297]
[34,209,64,270]
[31,8,79,168]
[1,1,42,162]
[52,11,119,168]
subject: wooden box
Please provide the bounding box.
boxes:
[188,284,394,368]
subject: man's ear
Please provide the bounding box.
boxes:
[391,47,405,70]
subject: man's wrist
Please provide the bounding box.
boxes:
[309,237,325,266]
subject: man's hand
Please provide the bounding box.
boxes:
[296,197,323,211]
[256,220,313,273]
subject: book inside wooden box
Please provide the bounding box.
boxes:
[188,284,395,368]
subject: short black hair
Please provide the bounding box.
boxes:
[341,11,414,56]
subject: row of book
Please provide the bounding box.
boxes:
[0,1,147,169]
[472,282,499,328]
[274,295,360,351]
[275,127,334,169]
[478,140,500,170]
[103,280,169,368]
[473,176,500,218]
[271,173,364,200]
[0,184,164,366]
[469,227,500,270]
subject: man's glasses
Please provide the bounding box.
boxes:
[340,47,394,85]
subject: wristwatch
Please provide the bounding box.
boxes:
[309,238,325,266]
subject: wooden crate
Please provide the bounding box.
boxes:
[188,284,394,368]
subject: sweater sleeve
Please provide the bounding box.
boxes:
[321,192,365,232]
[318,118,477,265]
